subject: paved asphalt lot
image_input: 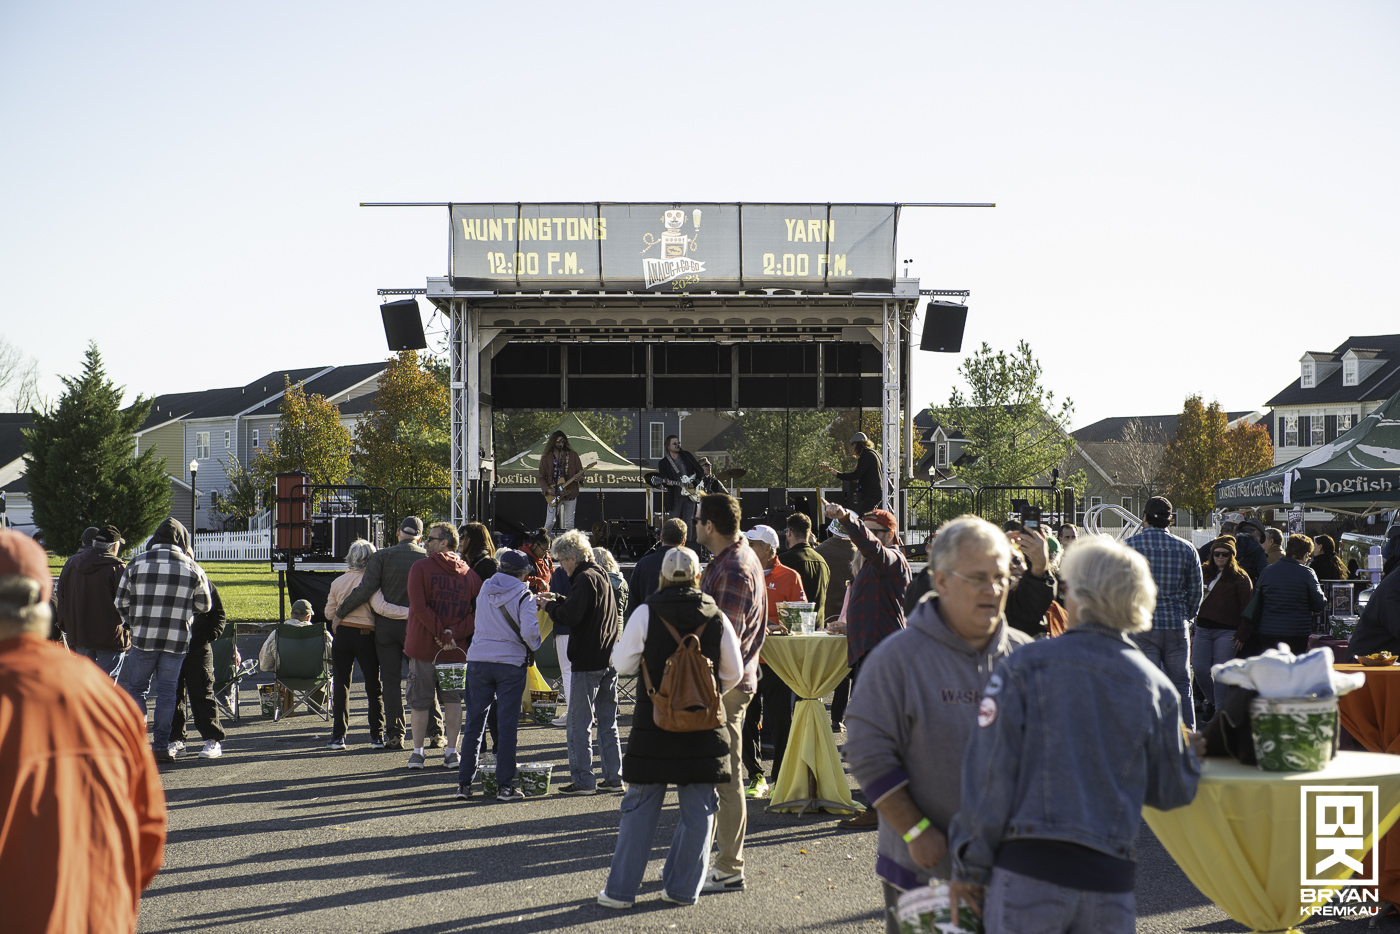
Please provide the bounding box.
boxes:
[136,637,1385,933]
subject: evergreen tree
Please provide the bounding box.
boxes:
[24,343,170,555]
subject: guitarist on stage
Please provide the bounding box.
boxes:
[695,457,728,495]
[539,430,586,532]
[657,434,702,529]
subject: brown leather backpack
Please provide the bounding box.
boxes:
[640,616,723,732]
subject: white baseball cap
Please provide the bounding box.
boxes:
[660,546,701,583]
[744,525,780,550]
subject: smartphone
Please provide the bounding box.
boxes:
[1020,505,1042,532]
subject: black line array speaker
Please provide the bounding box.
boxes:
[920,301,969,353]
[381,299,428,351]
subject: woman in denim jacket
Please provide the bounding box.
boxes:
[948,535,1202,933]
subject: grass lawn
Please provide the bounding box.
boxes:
[47,555,283,623]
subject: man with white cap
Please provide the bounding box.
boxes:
[0,528,166,932]
[739,524,805,799]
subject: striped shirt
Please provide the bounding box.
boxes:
[114,545,212,655]
[701,539,767,693]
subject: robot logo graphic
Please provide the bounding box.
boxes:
[641,208,706,288]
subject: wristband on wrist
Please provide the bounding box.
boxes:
[902,817,931,843]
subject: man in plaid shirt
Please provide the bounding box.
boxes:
[1126,496,1203,729]
[116,518,212,762]
[697,493,765,893]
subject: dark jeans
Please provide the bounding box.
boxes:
[462,661,528,791]
[1244,633,1312,657]
[172,641,225,743]
[332,625,384,741]
[830,655,865,727]
[742,663,793,782]
[375,618,440,740]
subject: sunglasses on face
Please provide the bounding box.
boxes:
[1212,551,1231,558]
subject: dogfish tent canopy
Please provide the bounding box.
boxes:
[495,412,646,488]
[1215,387,1400,516]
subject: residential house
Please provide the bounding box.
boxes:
[1263,334,1400,466]
[0,414,34,532]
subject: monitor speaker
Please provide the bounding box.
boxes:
[381,299,428,351]
[920,301,968,353]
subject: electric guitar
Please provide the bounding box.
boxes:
[546,453,598,508]
[647,471,703,503]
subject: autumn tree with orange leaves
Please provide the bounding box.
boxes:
[1161,395,1274,523]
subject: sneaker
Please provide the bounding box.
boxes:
[455,783,474,801]
[660,891,693,906]
[496,785,526,801]
[701,869,745,893]
[558,783,596,796]
[407,752,426,769]
[744,776,769,799]
[167,740,186,756]
[199,740,223,759]
[598,779,627,792]
[326,737,347,751]
[154,746,178,764]
[427,735,447,748]
[596,891,633,909]
[550,715,568,727]
[443,750,461,769]
[369,733,386,749]
[384,736,405,750]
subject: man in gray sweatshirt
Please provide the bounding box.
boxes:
[844,515,1031,933]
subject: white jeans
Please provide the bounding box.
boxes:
[555,633,573,702]
[545,497,577,532]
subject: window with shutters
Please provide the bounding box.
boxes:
[1340,413,1354,432]
[1312,414,1325,447]
[1284,416,1298,447]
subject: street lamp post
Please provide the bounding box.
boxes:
[189,459,199,535]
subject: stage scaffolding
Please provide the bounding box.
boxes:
[424,278,923,528]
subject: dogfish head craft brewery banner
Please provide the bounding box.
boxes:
[449,203,899,292]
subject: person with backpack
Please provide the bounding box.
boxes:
[597,547,743,909]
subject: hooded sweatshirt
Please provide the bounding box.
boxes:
[467,572,542,667]
[844,596,1031,891]
[57,547,128,652]
[114,518,211,656]
[404,551,481,662]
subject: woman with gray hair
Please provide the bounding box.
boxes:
[323,538,385,750]
[593,547,630,618]
[947,535,1203,932]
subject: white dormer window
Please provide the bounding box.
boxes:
[1344,359,1358,386]
[1301,363,1315,388]
[936,443,949,468]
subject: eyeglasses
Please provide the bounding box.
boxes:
[947,570,1012,594]
[427,535,448,543]
[1212,551,1231,558]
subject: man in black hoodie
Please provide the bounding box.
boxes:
[56,524,128,677]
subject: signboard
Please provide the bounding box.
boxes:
[449,202,899,292]
[1288,507,1307,534]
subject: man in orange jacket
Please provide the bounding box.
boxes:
[740,525,806,798]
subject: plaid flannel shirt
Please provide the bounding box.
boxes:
[114,545,212,655]
[701,539,767,693]
[1125,526,1203,631]
[840,514,911,667]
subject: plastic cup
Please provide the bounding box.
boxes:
[799,611,816,634]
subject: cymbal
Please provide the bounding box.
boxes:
[717,467,747,482]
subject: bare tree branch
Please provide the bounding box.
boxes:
[0,337,42,412]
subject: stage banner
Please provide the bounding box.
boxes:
[449,202,898,292]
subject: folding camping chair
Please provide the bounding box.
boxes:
[211,618,257,722]
[272,620,331,721]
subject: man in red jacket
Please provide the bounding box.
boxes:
[404,522,482,772]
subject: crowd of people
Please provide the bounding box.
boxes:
[7,488,1400,932]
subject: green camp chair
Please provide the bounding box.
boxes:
[212,618,256,722]
[273,620,331,721]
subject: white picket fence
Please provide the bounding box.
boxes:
[128,527,271,561]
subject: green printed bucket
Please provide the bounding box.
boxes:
[433,646,468,693]
[259,684,278,719]
[776,602,816,631]
[1249,696,1339,772]
[532,701,560,725]
[520,763,553,797]
[478,764,498,796]
[894,882,983,934]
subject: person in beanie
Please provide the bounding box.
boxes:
[823,433,885,515]
[116,517,212,763]
[1193,536,1253,719]
[598,546,743,909]
[0,529,167,933]
[458,549,541,802]
[55,524,128,677]
[1124,496,1202,729]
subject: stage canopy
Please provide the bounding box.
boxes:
[1215,387,1400,515]
[495,411,646,489]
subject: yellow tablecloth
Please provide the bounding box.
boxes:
[758,633,858,814]
[1144,752,1400,933]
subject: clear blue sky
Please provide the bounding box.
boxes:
[2,1,1396,428]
